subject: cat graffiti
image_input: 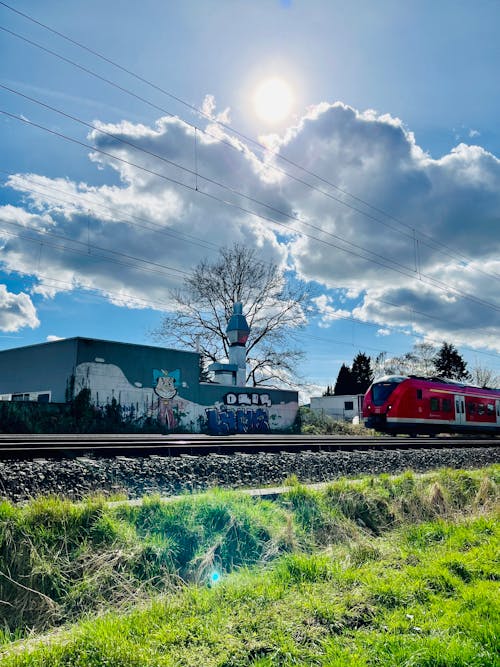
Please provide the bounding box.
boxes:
[153,370,177,430]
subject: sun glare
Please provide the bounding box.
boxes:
[253,77,294,124]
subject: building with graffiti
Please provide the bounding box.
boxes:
[0,336,298,434]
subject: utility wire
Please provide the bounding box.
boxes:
[5,174,499,351]
[0,170,220,253]
[0,108,422,276]
[2,107,500,321]
[0,83,421,276]
[1,15,497,283]
[0,0,492,278]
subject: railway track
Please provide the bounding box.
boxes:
[0,433,497,457]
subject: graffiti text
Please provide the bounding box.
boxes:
[206,407,270,435]
[224,392,271,407]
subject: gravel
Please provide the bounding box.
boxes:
[0,446,499,504]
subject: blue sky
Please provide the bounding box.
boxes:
[1,0,499,393]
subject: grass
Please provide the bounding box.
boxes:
[0,466,498,665]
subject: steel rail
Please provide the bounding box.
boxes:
[0,433,497,457]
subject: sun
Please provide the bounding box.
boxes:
[253,77,294,124]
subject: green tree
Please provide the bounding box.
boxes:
[333,363,357,395]
[351,352,373,393]
[434,342,470,381]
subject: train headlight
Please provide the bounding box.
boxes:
[387,405,392,411]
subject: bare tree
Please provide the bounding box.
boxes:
[373,343,438,378]
[154,244,311,386]
[470,361,500,388]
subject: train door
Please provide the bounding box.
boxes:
[454,395,466,426]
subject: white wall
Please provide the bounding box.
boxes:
[310,394,364,421]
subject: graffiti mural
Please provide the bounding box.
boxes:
[153,369,179,430]
[206,406,270,435]
[73,361,298,434]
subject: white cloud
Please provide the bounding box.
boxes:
[46,334,64,342]
[0,285,39,332]
[1,98,499,354]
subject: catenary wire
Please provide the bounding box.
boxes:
[1,16,499,284]
[2,193,499,367]
[0,108,428,278]
[0,83,421,277]
[0,27,500,360]
[2,107,500,321]
[0,0,500,278]
[0,170,220,254]
[5,171,500,349]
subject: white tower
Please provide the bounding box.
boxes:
[226,302,250,386]
[208,302,250,386]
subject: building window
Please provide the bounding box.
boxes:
[344,401,354,411]
[12,393,30,401]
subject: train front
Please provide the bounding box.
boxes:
[362,375,408,432]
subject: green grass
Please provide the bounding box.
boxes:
[1,513,498,666]
[0,466,498,665]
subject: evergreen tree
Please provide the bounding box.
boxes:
[434,342,470,381]
[351,352,373,393]
[333,363,357,395]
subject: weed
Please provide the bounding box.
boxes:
[0,465,497,661]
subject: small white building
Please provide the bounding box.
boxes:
[310,394,364,422]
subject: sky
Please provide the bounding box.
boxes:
[1,0,499,395]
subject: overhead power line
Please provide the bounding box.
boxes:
[3,106,500,322]
[0,12,497,284]
[6,170,500,350]
[1,4,499,364]
[0,170,219,254]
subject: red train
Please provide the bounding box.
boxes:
[362,375,500,435]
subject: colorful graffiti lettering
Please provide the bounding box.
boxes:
[206,407,270,435]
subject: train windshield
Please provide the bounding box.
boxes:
[370,376,407,406]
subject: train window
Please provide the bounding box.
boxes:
[372,382,400,405]
[487,404,494,416]
[468,402,476,414]
[344,401,354,410]
[442,399,452,412]
[477,404,485,415]
[430,398,439,411]
[416,389,422,400]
